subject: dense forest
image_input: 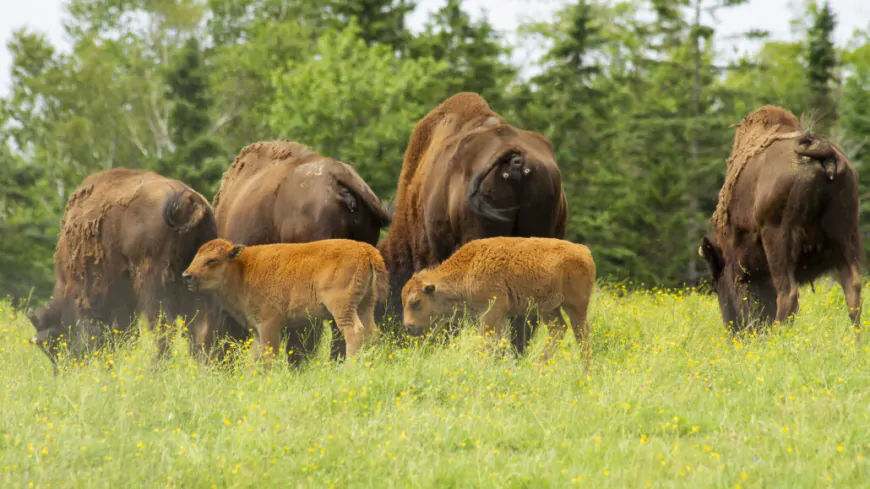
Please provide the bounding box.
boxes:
[1,0,868,301]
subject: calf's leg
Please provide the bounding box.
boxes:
[255,317,284,369]
[479,298,509,352]
[538,308,568,363]
[324,301,365,360]
[564,300,592,375]
[358,291,381,348]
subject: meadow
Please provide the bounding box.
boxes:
[1,280,869,488]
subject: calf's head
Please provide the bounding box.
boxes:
[401,273,454,336]
[183,239,245,293]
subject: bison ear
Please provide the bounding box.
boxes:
[228,245,245,259]
[423,284,436,295]
[699,236,725,279]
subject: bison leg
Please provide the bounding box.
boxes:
[564,300,592,375]
[358,290,381,349]
[324,302,365,360]
[837,261,863,337]
[254,317,284,369]
[338,314,365,359]
[136,292,172,362]
[478,299,509,352]
[538,309,568,363]
[761,228,799,325]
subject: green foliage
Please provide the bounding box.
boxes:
[3,0,870,299]
[805,1,838,131]
[1,282,869,486]
[408,0,515,106]
[268,23,447,197]
[152,38,225,199]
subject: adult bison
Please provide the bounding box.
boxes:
[27,168,218,370]
[377,92,568,352]
[699,105,861,336]
[204,140,391,363]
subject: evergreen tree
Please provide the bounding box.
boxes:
[409,0,515,106]
[327,0,416,51]
[154,38,225,199]
[805,0,838,132]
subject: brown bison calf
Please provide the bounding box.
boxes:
[401,237,595,363]
[182,238,388,366]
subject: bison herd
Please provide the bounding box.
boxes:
[23,92,862,372]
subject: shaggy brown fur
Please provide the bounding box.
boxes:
[27,168,218,369]
[182,238,387,367]
[213,140,390,244]
[712,105,805,231]
[378,92,569,350]
[208,140,391,362]
[700,105,861,336]
[401,237,594,366]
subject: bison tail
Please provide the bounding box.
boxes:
[333,172,392,228]
[794,132,838,180]
[465,156,520,223]
[371,254,390,305]
[163,187,208,234]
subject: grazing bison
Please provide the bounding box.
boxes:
[205,140,391,362]
[699,105,861,335]
[182,238,387,367]
[27,168,218,369]
[401,237,595,365]
[378,92,568,351]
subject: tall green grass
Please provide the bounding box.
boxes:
[1,279,869,488]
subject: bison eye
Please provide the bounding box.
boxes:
[206,258,218,265]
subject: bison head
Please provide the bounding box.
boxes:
[699,234,772,331]
[699,234,747,330]
[401,274,454,336]
[25,302,80,369]
[183,239,245,293]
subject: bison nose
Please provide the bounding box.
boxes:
[182,273,197,289]
[403,324,425,336]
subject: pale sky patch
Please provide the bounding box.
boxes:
[1,0,868,96]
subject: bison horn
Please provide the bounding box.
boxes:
[523,167,531,175]
[698,245,704,257]
[502,172,510,179]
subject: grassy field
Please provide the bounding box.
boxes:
[1,280,869,488]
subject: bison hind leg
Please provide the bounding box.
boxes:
[760,228,800,325]
[837,261,862,337]
[538,308,569,363]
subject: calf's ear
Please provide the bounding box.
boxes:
[698,236,725,279]
[423,284,436,295]
[228,245,245,259]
